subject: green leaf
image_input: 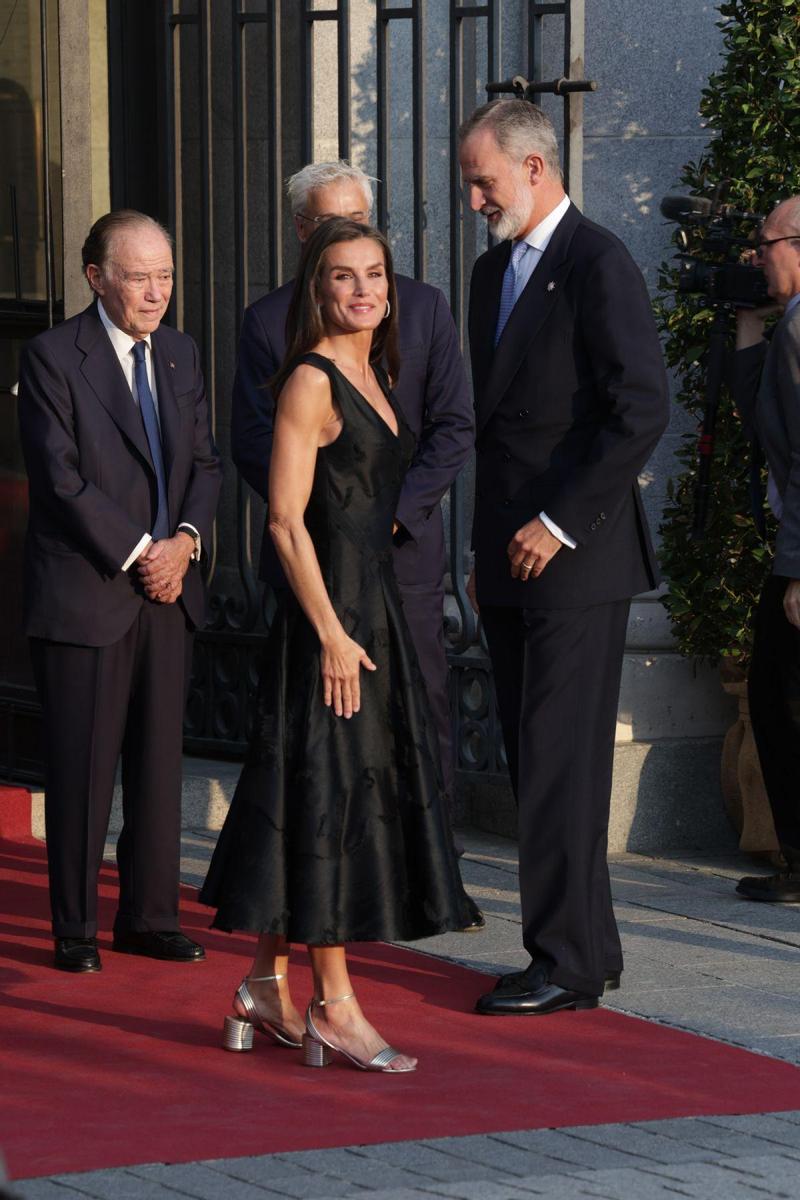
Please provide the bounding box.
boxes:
[656,0,795,668]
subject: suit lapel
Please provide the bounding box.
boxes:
[476,204,582,437]
[151,331,179,480]
[76,304,155,472]
[472,243,509,395]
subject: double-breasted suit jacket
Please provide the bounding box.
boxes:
[469,202,669,996]
[470,202,668,610]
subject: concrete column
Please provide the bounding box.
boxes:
[58,0,109,317]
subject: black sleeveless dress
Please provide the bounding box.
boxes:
[199,353,478,943]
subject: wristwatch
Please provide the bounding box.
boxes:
[177,523,201,562]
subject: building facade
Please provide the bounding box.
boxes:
[0,0,736,850]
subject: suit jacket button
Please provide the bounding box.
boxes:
[517,409,529,418]
[503,452,511,462]
[503,499,512,507]
[600,512,606,520]
[590,522,597,530]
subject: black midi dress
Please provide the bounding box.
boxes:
[199,353,478,943]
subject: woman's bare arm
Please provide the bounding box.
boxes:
[268,364,376,717]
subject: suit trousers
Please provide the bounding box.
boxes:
[481,599,629,995]
[397,579,456,818]
[748,573,800,858]
[30,601,193,938]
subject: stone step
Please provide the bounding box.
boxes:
[31,735,737,856]
[29,757,242,841]
[460,736,738,855]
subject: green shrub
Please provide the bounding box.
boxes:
[657,0,800,668]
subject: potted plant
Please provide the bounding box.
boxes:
[656,0,800,853]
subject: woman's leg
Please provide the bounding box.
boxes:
[234,933,304,1042]
[306,944,417,1070]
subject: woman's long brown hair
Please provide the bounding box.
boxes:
[270,217,400,397]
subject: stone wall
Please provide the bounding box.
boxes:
[54,1,738,851]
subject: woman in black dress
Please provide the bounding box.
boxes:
[200,218,477,1073]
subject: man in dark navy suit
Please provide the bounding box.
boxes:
[232,161,480,908]
[459,101,669,1013]
[19,211,222,972]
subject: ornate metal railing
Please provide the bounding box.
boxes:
[0,0,590,788]
[161,1,591,791]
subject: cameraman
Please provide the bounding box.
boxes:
[734,196,800,903]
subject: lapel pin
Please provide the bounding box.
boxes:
[546,281,556,292]
[169,361,175,369]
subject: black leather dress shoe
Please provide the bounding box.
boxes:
[494,964,621,993]
[736,870,800,903]
[54,937,101,973]
[476,978,598,1016]
[112,930,205,961]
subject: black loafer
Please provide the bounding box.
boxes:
[476,979,598,1016]
[112,930,205,961]
[494,965,621,992]
[54,937,101,973]
[736,871,800,903]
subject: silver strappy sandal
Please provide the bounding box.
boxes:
[222,973,303,1051]
[302,993,416,1072]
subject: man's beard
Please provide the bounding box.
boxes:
[483,185,534,242]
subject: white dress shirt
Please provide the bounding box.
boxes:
[508,196,577,550]
[514,193,571,297]
[97,301,200,570]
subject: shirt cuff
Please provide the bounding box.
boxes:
[122,533,152,572]
[539,511,577,550]
[177,522,202,561]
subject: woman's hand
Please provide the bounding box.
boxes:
[320,635,377,718]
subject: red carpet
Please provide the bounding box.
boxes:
[2,789,800,1182]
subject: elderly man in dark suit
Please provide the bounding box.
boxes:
[458,100,669,1014]
[19,210,222,972]
[232,161,480,898]
[734,195,800,904]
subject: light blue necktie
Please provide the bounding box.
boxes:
[131,341,169,540]
[494,241,529,346]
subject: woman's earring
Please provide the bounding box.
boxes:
[384,300,391,320]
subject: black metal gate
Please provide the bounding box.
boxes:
[0,0,590,791]
[156,0,590,810]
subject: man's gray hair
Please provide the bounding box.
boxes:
[772,195,800,234]
[286,161,376,216]
[82,210,173,286]
[458,99,562,181]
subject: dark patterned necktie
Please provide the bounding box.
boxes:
[131,341,169,540]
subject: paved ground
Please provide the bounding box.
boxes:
[8,828,800,1199]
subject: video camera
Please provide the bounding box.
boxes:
[660,190,770,308]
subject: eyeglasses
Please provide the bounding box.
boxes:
[296,210,369,225]
[754,234,800,256]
